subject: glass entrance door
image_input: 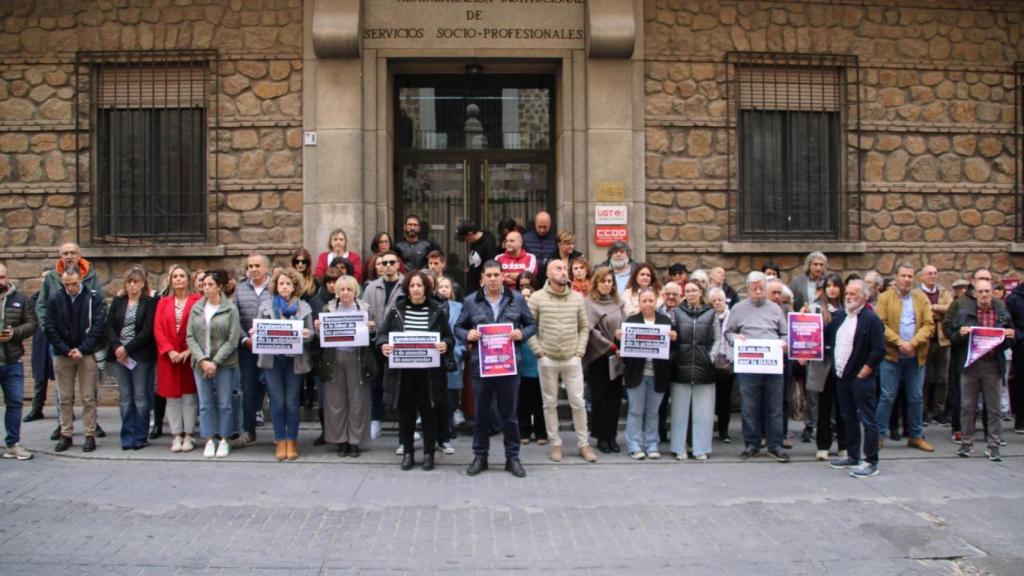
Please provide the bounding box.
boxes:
[395,74,555,281]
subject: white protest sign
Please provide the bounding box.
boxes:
[619,322,671,360]
[319,311,369,348]
[388,331,441,369]
[252,319,304,355]
[733,338,785,374]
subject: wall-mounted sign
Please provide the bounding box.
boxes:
[595,205,627,225]
[596,181,625,201]
[595,225,628,247]
[303,131,317,146]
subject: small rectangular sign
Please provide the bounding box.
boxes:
[252,319,304,355]
[319,311,369,348]
[619,322,671,360]
[595,205,628,225]
[389,332,441,369]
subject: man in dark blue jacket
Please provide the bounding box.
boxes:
[1004,281,1024,434]
[45,269,106,453]
[455,260,536,478]
[824,279,885,478]
[0,264,37,460]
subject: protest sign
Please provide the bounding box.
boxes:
[733,338,785,374]
[252,319,304,355]
[319,311,369,348]
[389,332,441,369]
[965,326,1005,368]
[787,313,824,361]
[619,322,671,360]
[478,323,518,378]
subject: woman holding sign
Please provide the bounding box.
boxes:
[583,266,626,454]
[668,280,716,460]
[185,270,240,459]
[318,275,377,457]
[620,288,676,460]
[253,268,315,462]
[378,271,455,472]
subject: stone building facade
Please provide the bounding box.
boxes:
[0,0,1022,294]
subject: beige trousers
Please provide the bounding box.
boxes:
[539,355,590,448]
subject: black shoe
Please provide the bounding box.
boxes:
[800,428,814,443]
[132,441,149,450]
[337,442,351,457]
[50,426,62,441]
[23,410,44,423]
[95,424,107,438]
[466,456,488,476]
[505,458,526,478]
[83,436,96,453]
[740,447,758,460]
[597,440,611,454]
[314,433,326,446]
[719,434,732,444]
[422,452,435,471]
[400,452,415,471]
[148,423,162,440]
[889,430,901,442]
[54,436,72,452]
[608,438,621,453]
[349,444,360,458]
[769,448,790,463]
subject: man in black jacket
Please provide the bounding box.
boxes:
[824,279,885,478]
[0,264,38,460]
[45,269,106,453]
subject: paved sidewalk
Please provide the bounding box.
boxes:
[1,408,1022,575]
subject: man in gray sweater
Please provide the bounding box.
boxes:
[233,254,272,447]
[725,271,790,462]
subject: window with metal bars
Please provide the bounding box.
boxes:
[76,50,217,243]
[727,52,859,241]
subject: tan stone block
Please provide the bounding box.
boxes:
[928,136,950,155]
[691,63,716,81]
[687,206,715,223]
[662,158,700,179]
[226,193,259,211]
[948,101,975,123]
[863,227,882,242]
[937,209,958,229]
[646,129,668,153]
[952,135,976,156]
[963,158,990,183]
[916,212,937,228]
[238,150,265,178]
[252,81,288,100]
[675,192,701,209]
[648,191,672,206]
[920,102,945,123]
[282,191,302,212]
[875,135,901,152]
[231,130,259,150]
[679,225,701,241]
[278,93,300,116]
[667,209,686,225]
[983,211,1005,226]
[285,128,301,149]
[15,155,42,181]
[36,207,64,226]
[44,153,65,181]
[0,133,29,153]
[874,211,892,228]
[266,151,295,177]
[885,150,909,181]
[976,197,995,211]
[864,152,884,181]
[905,195,924,210]
[0,100,33,121]
[878,87,905,107]
[977,137,1002,158]
[0,156,11,181]
[46,194,74,207]
[237,61,268,79]
[222,74,250,96]
[939,154,961,182]
[645,155,661,178]
[658,226,677,241]
[908,157,936,182]
[259,129,284,151]
[921,71,944,87]
[952,196,974,209]
[235,92,261,116]
[647,205,666,224]
[904,136,927,155]
[29,133,57,153]
[216,154,238,178]
[686,130,712,157]
[706,193,726,210]
[923,228,945,243]
[4,209,33,228]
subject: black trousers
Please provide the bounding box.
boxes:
[152,394,166,427]
[518,376,546,440]
[398,372,436,455]
[587,357,623,443]
[815,371,846,452]
[715,369,734,438]
[472,375,521,459]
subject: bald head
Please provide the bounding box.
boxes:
[534,211,552,236]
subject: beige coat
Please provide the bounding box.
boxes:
[527,282,589,361]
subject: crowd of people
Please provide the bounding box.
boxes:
[0,211,1021,480]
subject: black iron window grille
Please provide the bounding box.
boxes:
[726,52,860,242]
[75,50,218,244]
[1016,62,1023,242]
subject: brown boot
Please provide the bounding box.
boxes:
[549,445,562,462]
[275,441,287,461]
[580,444,598,462]
[907,437,934,452]
[286,439,298,460]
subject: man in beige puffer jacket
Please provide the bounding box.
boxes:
[527,259,596,463]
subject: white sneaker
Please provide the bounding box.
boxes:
[170,436,183,453]
[181,436,195,452]
[675,451,688,461]
[815,450,828,461]
[370,420,382,439]
[647,451,662,460]
[216,439,230,458]
[2,444,33,460]
[203,439,217,458]
[414,431,421,441]
[395,444,404,455]
[441,442,455,455]
[452,410,465,426]
[694,453,708,461]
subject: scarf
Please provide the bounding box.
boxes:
[272,295,299,319]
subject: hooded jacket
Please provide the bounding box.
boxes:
[670,302,717,385]
[36,256,104,323]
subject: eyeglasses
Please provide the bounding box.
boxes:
[380,260,398,266]
[293,259,308,265]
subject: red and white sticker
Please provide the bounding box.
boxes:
[595,225,628,247]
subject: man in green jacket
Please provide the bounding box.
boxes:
[527,259,596,463]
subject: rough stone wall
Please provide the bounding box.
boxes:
[0,0,304,296]
[643,0,1024,288]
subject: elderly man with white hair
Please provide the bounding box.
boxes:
[724,271,790,462]
[790,251,828,312]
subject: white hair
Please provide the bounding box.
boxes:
[746,271,767,286]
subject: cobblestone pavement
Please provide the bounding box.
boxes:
[1,408,1022,575]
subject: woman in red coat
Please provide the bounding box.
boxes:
[315,227,363,283]
[154,265,202,453]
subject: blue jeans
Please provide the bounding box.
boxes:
[625,376,663,453]
[837,375,880,465]
[195,366,238,439]
[670,382,715,456]
[112,360,152,448]
[736,373,784,451]
[0,362,25,446]
[877,357,924,439]
[263,357,301,441]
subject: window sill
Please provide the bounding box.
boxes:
[721,241,867,254]
[84,245,227,259]
[1009,243,1024,254]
